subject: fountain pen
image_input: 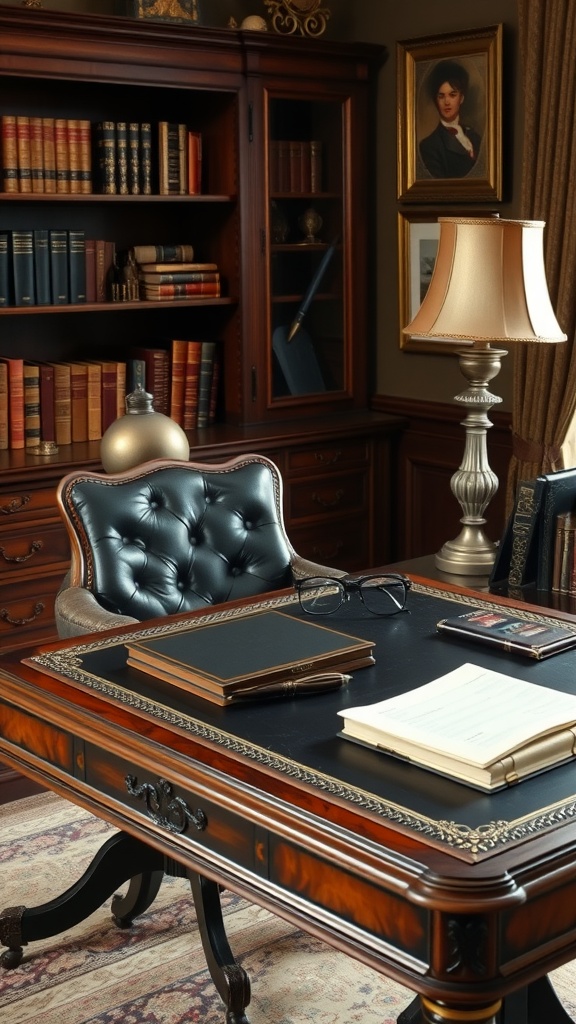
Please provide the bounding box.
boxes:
[230,672,352,702]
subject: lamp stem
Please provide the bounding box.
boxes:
[435,345,508,575]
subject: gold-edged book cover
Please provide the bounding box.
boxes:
[126,610,374,704]
[120,1,200,24]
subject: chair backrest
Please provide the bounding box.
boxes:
[57,454,295,622]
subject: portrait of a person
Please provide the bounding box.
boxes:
[418,59,482,179]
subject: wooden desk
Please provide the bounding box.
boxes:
[1,579,576,1024]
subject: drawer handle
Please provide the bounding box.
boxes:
[0,540,43,564]
[312,488,344,508]
[0,601,45,627]
[314,450,342,465]
[125,775,207,835]
[1,496,31,516]
[312,541,344,560]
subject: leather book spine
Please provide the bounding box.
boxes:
[139,270,219,284]
[79,119,92,194]
[38,362,56,444]
[115,121,129,195]
[94,239,107,302]
[208,344,220,425]
[158,121,169,195]
[300,141,311,193]
[309,139,323,193]
[1,114,19,193]
[15,115,32,193]
[197,341,216,428]
[66,362,88,442]
[80,361,102,441]
[68,229,87,304]
[141,282,221,298]
[29,115,44,194]
[84,238,97,303]
[54,117,70,194]
[0,230,11,307]
[116,360,126,420]
[183,341,201,429]
[0,357,25,449]
[50,361,72,445]
[169,339,188,425]
[178,122,187,195]
[139,121,152,195]
[49,229,69,304]
[99,361,119,431]
[128,122,140,195]
[506,479,543,588]
[94,121,117,194]
[23,362,41,448]
[289,140,303,193]
[41,117,56,194]
[0,361,8,450]
[67,118,82,195]
[187,130,202,194]
[33,228,51,306]
[132,245,196,264]
[536,470,576,591]
[12,229,36,306]
[130,346,170,414]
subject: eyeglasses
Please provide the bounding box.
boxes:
[295,574,412,617]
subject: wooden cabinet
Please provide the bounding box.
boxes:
[0,8,393,663]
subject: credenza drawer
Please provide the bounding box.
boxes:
[0,522,69,579]
[286,439,368,475]
[0,483,60,524]
[287,470,368,522]
[0,573,60,645]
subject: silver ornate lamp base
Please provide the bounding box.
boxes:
[435,343,508,576]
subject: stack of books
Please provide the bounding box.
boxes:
[130,243,220,301]
[168,338,221,429]
[0,228,87,307]
[158,121,202,195]
[269,139,323,193]
[1,113,92,195]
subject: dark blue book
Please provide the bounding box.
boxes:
[0,231,11,307]
[49,228,69,304]
[68,229,86,304]
[535,469,576,591]
[33,229,51,306]
[12,229,35,306]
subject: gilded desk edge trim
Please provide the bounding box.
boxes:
[27,584,576,861]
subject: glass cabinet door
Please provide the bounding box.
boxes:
[267,94,348,403]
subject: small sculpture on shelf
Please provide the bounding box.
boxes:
[298,207,323,244]
[263,0,330,38]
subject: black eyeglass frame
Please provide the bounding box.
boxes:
[295,573,412,616]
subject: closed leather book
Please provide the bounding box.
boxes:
[115,121,129,195]
[130,346,170,414]
[126,610,374,706]
[54,117,69,194]
[506,478,544,589]
[84,238,97,303]
[1,114,19,193]
[65,362,88,442]
[128,122,140,195]
[37,362,56,444]
[139,121,152,195]
[78,119,92,194]
[49,361,72,445]
[66,118,83,195]
[169,338,187,425]
[49,229,69,304]
[23,362,41,448]
[197,340,216,428]
[29,115,44,194]
[0,231,11,307]
[68,229,87,304]
[187,130,202,194]
[536,470,576,591]
[15,115,32,193]
[12,229,36,306]
[0,361,8,449]
[0,356,24,449]
[182,341,201,429]
[33,228,51,306]
[78,361,102,440]
[94,121,116,194]
[41,117,56,194]
[131,245,195,264]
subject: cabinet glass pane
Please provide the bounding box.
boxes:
[268,97,345,401]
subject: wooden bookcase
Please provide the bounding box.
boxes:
[0,7,399,667]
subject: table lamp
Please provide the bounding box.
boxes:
[403,216,566,575]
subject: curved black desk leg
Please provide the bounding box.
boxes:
[111,869,165,927]
[397,977,574,1024]
[0,831,163,968]
[189,870,251,1024]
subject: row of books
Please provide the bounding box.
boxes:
[0,340,221,450]
[0,231,221,307]
[0,115,203,196]
[490,469,576,595]
[269,139,323,194]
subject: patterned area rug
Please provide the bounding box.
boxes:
[1,792,575,1024]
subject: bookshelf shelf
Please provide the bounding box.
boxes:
[0,7,397,663]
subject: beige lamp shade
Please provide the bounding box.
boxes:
[404,217,567,345]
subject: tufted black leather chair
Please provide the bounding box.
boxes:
[55,453,345,639]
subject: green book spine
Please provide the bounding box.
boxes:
[12,229,36,306]
[94,121,116,195]
[68,229,87,304]
[0,231,11,307]
[115,121,129,196]
[139,122,152,195]
[33,229,51,306]
[49,229,69,305]
[128,122,140,195]
[197,341,216,428]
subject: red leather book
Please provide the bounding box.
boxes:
[0,356,25,449]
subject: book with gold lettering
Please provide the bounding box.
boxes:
[436,608,576,659]
[338,663,576,791]
[126,610,374,705]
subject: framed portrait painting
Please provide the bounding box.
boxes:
[397,25,502,202]
[398,212,495,353]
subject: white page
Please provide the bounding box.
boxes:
[339,664,576,767]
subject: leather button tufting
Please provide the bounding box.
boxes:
[244,520,253,530]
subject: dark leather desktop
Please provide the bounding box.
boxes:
[1,577,576,1024]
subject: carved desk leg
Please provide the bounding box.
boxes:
[397,977,574,1024]
[0,831,163,968]
[189,870,251,1024]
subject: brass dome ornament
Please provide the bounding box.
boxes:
[263,0,331,38]
[100,385,189,473]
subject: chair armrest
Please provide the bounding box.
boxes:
[291,554,347,581]
[55,584,139,640]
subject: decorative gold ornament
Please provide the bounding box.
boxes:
[100,386,189,473]
[263,0,330,38]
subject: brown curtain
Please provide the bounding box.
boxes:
[507,0,576,509]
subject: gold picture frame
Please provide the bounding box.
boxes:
[399,211,493,353]
[397,25,502,202]
[123,0,200,24]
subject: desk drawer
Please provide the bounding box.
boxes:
[0,522,69,580]
[286,440,368,475]
[0,483,59,523]
[0,573,60,646]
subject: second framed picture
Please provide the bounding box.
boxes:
[397,24,502,202]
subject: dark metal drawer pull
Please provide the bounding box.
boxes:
[312,489,344,508]
[125,775,207,835]
[1,496,30,516]
[314,450,342,465]
[0,601,44,626]
[0,540,43,564]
